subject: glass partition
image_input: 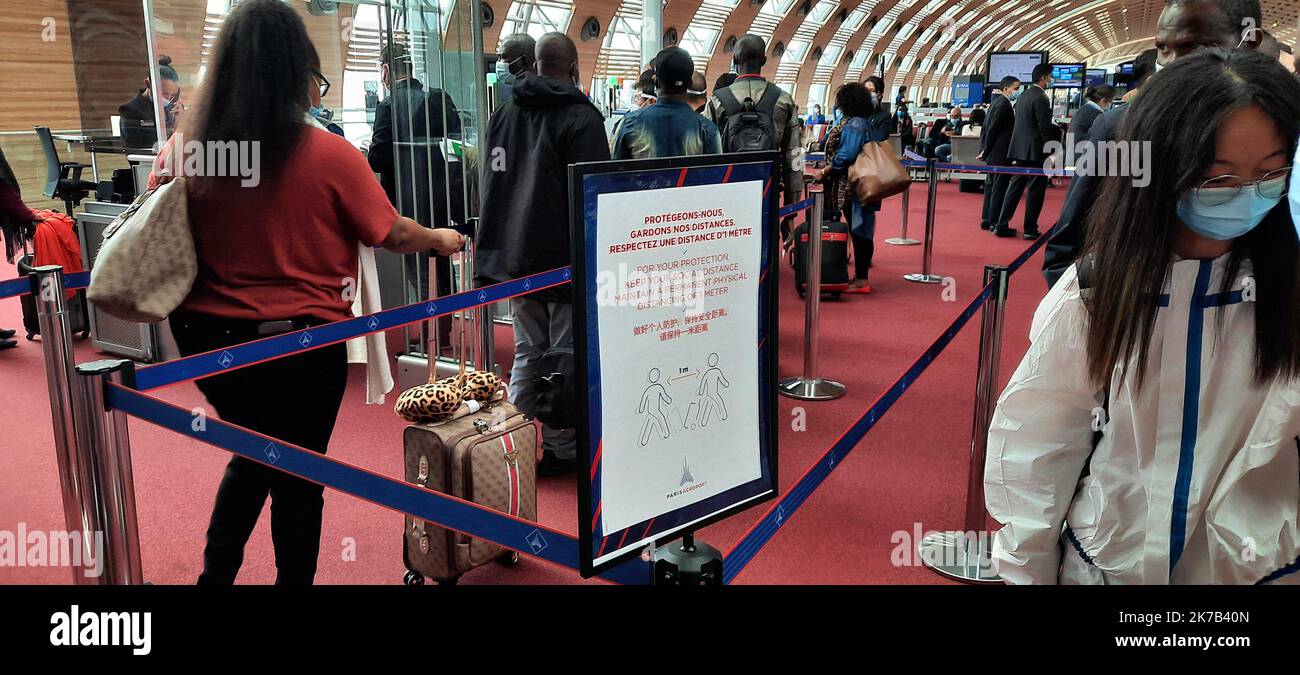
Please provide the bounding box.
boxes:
[139,0,490,322]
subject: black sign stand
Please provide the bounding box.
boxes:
[651,531,723,586]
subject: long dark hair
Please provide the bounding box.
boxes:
[182,0,315,187]
[1081,49,1300,388]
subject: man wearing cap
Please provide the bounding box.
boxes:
[611,47,721,159]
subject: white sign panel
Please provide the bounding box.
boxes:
[593,180,764,534]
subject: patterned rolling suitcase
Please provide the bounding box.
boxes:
[398,239,538,585]
[401,397,537,585]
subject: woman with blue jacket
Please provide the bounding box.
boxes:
[812,81,893,293]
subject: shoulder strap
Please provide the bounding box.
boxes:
[755,84,782,115]
[716,87,743,116]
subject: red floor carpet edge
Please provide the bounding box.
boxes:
[0,178,1067,585]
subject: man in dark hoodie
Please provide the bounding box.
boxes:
[476,32,610,476]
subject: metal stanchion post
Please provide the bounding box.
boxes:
[885,184,920,246]
[904,158,945,283]
[918,265,1009,583]
[72,360,143,585]
[779,191,845,401]
[29,266,94,582]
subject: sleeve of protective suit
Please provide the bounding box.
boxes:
[781,97,806,205]
[985,265,1102,584]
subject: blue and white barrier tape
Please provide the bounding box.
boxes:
[722,281,997,583]
[106,383,650,585]
[133,267,572,391]
[778,198,816,218]
[0,270,90,299]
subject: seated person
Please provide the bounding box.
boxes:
[120,56,183,148]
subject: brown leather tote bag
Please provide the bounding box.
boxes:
[848,140,910,203]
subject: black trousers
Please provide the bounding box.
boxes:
[850,232,873,281]
[170,312,348,585]
[995,162,1048,233]
[980,170,1010,229]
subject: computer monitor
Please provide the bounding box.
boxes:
[1085,68,1107,88]
[1050,63,1086,88]
[986,51,1048,86]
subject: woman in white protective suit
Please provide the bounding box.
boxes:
[985,49,1300,585]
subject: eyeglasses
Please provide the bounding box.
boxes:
[1193,167,1291,206]
[312,69,330,99]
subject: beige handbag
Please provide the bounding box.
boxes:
[848,140,910,204]
[87,177,196,322]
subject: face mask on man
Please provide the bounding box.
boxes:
[1176,178,1286,240]
[1009,88,1021,101]
[870,92,880,106]
[495,56,523,85]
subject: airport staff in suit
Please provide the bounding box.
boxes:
[992,63,1060,239]
[978,76,1022,231]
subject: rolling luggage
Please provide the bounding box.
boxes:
[399,245,538,585]
[17,251,90,341]
[793,219,851,299]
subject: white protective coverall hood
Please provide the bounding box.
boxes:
[985,254,1300,584]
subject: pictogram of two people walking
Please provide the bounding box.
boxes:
[638,352,730,447]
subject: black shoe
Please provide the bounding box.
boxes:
[537,451,576,477]
[993,227,1018,238]
[1022,229,1041,240]
[0,328,14,340]
[0,339,17,350]
[979,221,992,231]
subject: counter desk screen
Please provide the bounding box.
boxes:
[986,51,1047,85]
[1050,63,1086,88]
[1085,68,1107,88]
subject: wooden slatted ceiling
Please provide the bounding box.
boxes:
[760,3,813,80]
[0,1,78,131]
[704,2,764,80]
[569,0,625,85]
[664,0,708,48]
[793,1,866,102]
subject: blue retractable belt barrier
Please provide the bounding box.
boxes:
[778,197,816,218]
[133,267,572,391]
[106,383,650,585]
[722,281,997,583]
[0,270,90,299]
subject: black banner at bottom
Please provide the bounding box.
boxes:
[0,585,1295,660]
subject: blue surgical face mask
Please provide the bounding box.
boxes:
[1009,88,1021,101]
[1177,182,1284,240]
[308,105,325,118]
[1291,147,1300,236]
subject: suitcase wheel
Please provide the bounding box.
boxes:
[497,551,520,567]
[403,570,425,586]
[829,292,842,300]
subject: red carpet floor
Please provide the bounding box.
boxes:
[0,178,1067,585]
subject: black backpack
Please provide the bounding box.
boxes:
[715,84,783,153]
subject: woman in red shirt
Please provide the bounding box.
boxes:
[171,0,461,585]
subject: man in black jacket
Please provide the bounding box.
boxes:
[977,76,1021,231]
[368,43,462,226]
[992,63,1059,239]
[1041,0,1264,287]
[476,32,611,475]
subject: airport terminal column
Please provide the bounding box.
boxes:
[641,0,663,67]
[884,183,919,246]
[778,190,845,401]
[72,360,143,585]
[30,266,96,583]
[917,264,1008,583]
[903,158,943,283]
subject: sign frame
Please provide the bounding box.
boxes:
[569,152,781,578]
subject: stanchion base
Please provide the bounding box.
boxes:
[652,538,723,585]
[903,273,945,284]
[917,530,1002,584]
[885,238,921,246]
[777,376,846,400]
